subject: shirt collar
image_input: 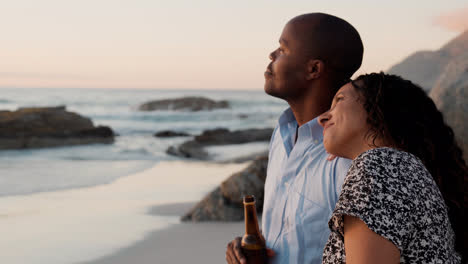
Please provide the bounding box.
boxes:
[300,116,324,144]
[278,107,323,144]
[278,108,296,127]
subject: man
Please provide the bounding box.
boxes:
[226,13,364,263]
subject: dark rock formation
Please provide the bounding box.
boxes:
[138,96,229,111]
[166,128,273,159]
[0,106,114,149]
[154,130,190,137]
[181,155,268,221]
[220,155,268,207]
[388,30,468,91]
[167,141,207,159]
[194,128,272,144]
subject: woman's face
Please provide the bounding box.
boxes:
[318,82,373,159]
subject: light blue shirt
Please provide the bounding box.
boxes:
[262,108,351,264]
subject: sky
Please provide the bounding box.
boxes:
[0,0,467,90]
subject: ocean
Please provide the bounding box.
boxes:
[0,88,286,264]
[0,88,286,197]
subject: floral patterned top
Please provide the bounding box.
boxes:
[322,147,460,263]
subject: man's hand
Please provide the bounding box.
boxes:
[226,237,276,263]
[226,237,246,264]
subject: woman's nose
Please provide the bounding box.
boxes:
[318,112,330,128]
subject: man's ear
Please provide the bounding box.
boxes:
[306,59,325,80]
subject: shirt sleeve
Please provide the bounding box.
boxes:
[333,157,352,200]
[329,149,414,253]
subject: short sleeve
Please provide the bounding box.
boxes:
[329,148,415,253]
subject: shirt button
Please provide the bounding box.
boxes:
[284,182,289,187]
[314,139,318,144]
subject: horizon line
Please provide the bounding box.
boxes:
[0,86,264,92]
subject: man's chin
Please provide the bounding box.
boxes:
[264,85,285,99]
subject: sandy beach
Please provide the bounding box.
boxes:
[0,160,249,264]
[84,202,245,264]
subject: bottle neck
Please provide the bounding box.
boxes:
[244,202,260,235]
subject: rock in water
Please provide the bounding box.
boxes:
[0,106,114,149]
[166,128,273,159]
[181,155,268,221]
[154,130,190,137]
[194,128,273,145]
[138,96,229,111]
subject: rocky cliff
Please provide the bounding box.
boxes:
[388,30,468,91]
[389,30,468,161]
[429,52,468,162]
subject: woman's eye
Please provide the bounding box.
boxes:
[335,96,344,102]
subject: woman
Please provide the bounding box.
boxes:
[318,73,466,263]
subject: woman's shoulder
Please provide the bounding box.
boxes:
[355,147,421,166]
[333,150,460,264]
[350,147,428,181]
[343,147,435,209]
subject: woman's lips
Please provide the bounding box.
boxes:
[323,123,334,134]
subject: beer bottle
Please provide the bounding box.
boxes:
[241,195,267,264]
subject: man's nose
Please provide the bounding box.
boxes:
[269,50,276,61]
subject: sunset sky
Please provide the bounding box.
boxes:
[0,0,467,90]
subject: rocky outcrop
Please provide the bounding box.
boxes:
[154,130,190,137]
[429,52,468,162]
[166,128,273,159]
[387,30,468,161]
[388,30,468,91]
[167,141,208,159]
[138,96,229,111]
[0,106,114,149]
[181,155,268,221]
[194,128,273,144]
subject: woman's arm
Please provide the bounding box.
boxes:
[344,215,400,264]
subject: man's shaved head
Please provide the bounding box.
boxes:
[264,12,364,108]
[288,13,364,85]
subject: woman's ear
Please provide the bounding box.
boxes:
[306,59,325,80]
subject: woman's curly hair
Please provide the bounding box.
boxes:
[351,72,467,260]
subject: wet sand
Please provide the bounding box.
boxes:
[84,202,245,264]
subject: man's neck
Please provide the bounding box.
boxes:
[287,86,334,127]
[289,102,325,127]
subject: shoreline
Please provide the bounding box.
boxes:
[0,160,248,264]
[147,201,196,216]
[83,201,246,264]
